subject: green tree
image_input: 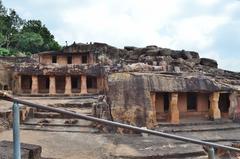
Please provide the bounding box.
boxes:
[0,9,24,49]
[15,32,44,53]
[0,47,10,56]
[0,32,4,47]
[0,0,61,56]
[22,20,61,51]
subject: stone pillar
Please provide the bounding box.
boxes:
[65,76,72,95]
[229,92,238,119]
[209,92,221,120]
[31,75,38,94]
[169,93,179,124]
[80,75,87,94]
[49,76,56,95]
[97,77,101,92]
[233,96,240,122]
[17,75,22,94]
[150,92,157,123]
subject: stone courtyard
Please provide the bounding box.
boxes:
[2,120,240,159]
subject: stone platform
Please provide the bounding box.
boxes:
[0,140,42,159]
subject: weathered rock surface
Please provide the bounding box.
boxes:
[107,71,240,127]
[15,63,106,76]
[0,140,42,159]
[200,58,218,68]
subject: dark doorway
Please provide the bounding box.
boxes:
[155,92,169,122]
[219,93,230,113]
[71,76,80,93]
[82,54,88,64]
[55,76,65,93]
[67,56,72,64]
[38,75,49,93]
[87,76,97,89]
[187,92,197,111]
[52,55,57,63]
[163,93,169,112]
[3,85,8,90]
[21,75,32,93]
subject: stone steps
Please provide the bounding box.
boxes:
[111,143,208,159]
[20,124,99,133]
[33,111,92,119]
[157,119,232,127]
[36,106,92,113]
[156,122,240,133]
[21,97,98,133]
[21,118,98,133]
[23,118,92,127]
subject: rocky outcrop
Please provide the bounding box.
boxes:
[200,58,218,68]
[107,72,239,127]
[107,73,156,129]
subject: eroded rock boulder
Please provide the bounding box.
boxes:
[200,58,218,68]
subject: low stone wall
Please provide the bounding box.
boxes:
[0,140,42,159]
[0,106,32,131]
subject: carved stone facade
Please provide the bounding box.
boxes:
[1,42,240,126]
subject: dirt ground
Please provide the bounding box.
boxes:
[0,130,115,159]
[2,127,240,158]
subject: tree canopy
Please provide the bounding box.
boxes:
[0,0,61,56]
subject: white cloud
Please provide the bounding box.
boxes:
[170,16,229,51]
[54,0,181,47]
[196,0,220,6]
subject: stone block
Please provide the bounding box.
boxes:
[0,140,42,159]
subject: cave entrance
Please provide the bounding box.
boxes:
[38,75,49,94]
[87,76,97,93]
[219,93,230,117]
[21,75,32,93]
[155,92,169,122]
[71,76,80,93]
[55,76,65,94]
[3,85,8,90]
[187,92,197,111]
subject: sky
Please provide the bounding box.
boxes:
[3,0,240,72]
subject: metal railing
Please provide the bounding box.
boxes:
[1,93,240,159]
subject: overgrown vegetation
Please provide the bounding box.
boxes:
[0,0,61,56]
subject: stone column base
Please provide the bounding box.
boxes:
[209,108,221,120]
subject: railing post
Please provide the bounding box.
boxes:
[12,102,21,159]
[208,146,215,159]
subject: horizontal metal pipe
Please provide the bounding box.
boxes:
[1,95,240,153]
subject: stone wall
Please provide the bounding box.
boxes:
[178,93,187,112]
[57,55,67,65]
[0,64,12,90]
[72,54,81,64]
[108,73,156,128]
[39,54,51,64]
